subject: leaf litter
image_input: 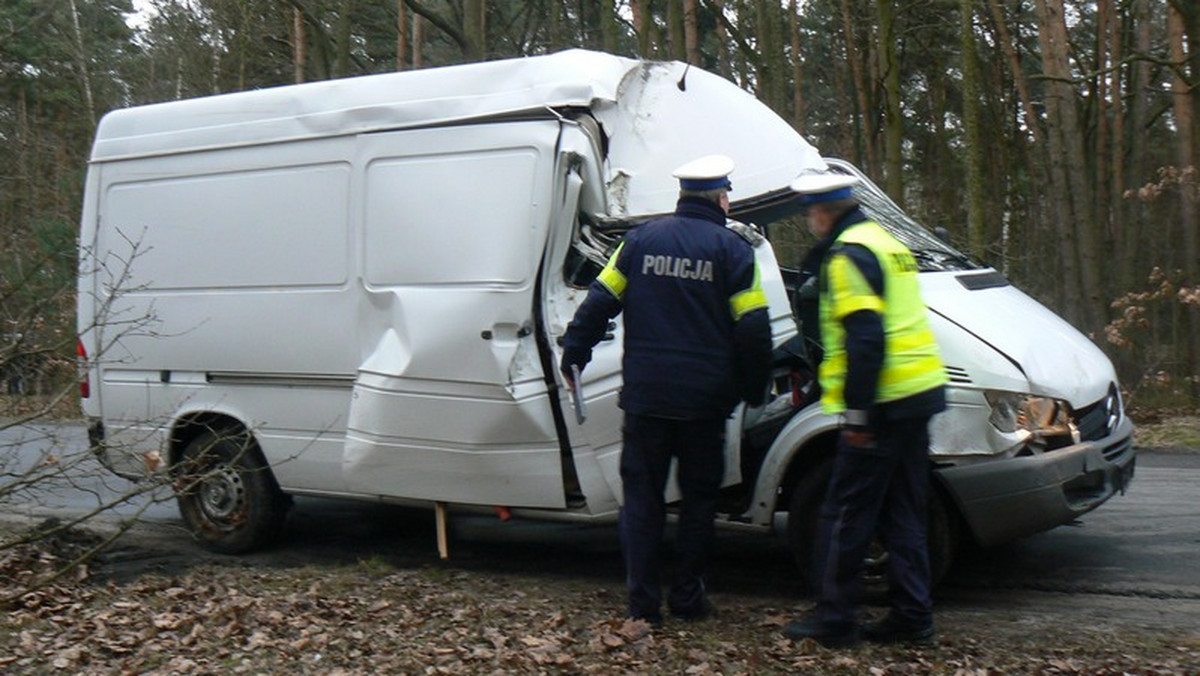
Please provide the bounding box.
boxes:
[1,524,1198,674]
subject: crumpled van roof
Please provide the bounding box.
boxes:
[92,49,823,218]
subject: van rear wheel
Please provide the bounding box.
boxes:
[174,427,290,554]
[786,459,956,596]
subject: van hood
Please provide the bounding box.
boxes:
[919,271,1116,407]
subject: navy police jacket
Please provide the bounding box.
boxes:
[561,196,773,419]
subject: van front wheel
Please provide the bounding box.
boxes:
[786,459,955,596]
[174,428,290,554]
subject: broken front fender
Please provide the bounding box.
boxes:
[937,415,1135,547]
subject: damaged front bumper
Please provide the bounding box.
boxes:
[936,416,1136,547]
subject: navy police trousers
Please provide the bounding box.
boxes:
[813,415,935,627]
[619,413,725,621]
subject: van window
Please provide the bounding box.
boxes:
[364,149,540,286]
[766,162,983,274]
[102,164,351,291]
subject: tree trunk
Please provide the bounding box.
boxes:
[790,0,805,133]
[633,0,653,58]
[1095,0,1112,270]
[767,0,785,111]
[1035,0,1103,331]
[986,0,1042,145]
[413,13,423,68]
[754,0,771,104]
[667,0,685,61]
[960,0,986,258]
[841,0,874,173]
[1169,3,1200,401]
[396,1,408,71]
[294,7,307,82]
[66,0,97,127]
[463,0,484,60]
[600,0,618,53]
[335,0,353,77]
[877,0,903,204]
[684,0,700,64]
[1109,0,1126,287]
[715,0,731,78]
[1125,0,1152,287]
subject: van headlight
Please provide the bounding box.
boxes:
[984,390,1079,451]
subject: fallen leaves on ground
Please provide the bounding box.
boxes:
[1,530,1198,674]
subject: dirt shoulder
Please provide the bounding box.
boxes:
[1132,413,1200,452]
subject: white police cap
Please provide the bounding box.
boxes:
[789,172,859,206]
[672,154,735,191]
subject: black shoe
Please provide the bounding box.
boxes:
[781,617,859,648]
[670,599,717,623]
[861,614,934,645]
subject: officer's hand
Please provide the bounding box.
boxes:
[561,368,575,389]
[841,427,876,449]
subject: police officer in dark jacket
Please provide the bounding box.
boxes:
[560,154,773,625]
[783,172,947,647]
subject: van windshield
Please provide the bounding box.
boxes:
[763,159,983,274]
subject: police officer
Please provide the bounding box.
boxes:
[782,172,947,647]
[560,154,773,625]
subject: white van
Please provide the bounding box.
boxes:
[77,49,1134,586]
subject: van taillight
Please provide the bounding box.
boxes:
[77,338,90,399]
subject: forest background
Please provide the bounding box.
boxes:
[2,0,1198,419]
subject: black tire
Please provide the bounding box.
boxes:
[786,459,956,596]
[174,427,290,554]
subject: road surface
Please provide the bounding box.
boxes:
[3,422,1198,633]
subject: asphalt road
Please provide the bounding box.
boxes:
[3,422,1198,632]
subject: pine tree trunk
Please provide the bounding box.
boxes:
[841,0,874,173]
[668,0,685,61]
[413,14,424,68]
[1109,0,1126,288]
[960,0,986,258]
[397,1,408,71]
[1096,0,1113,269]
[716,0,731,78]
[1035,0,1103,331]
[601,0,618,53]
[463,0,484,60]
[877,0,903,204]
[335,0,353,77]
[790,0,805,133]
[1168,3,1200,402]
[294,8,307,82]
[67,0,96,127]
[1126,0,1153,287]
[684,0,700,64]
[632,0,653,58]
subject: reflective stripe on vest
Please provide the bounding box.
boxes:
[597,242,627,300]
[818,221,947,413]
[730,262,768,319]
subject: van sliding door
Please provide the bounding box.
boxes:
[343,121,567,508]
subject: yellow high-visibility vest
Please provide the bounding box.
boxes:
[818,221,947,413]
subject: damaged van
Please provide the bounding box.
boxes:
[77,49,1134,585]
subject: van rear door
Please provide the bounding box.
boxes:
[343,120,569,508]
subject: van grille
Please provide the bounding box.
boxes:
[1074,386,1121,442]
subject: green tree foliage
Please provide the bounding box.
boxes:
[0,0,1195,406]
[1,0,136,402]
